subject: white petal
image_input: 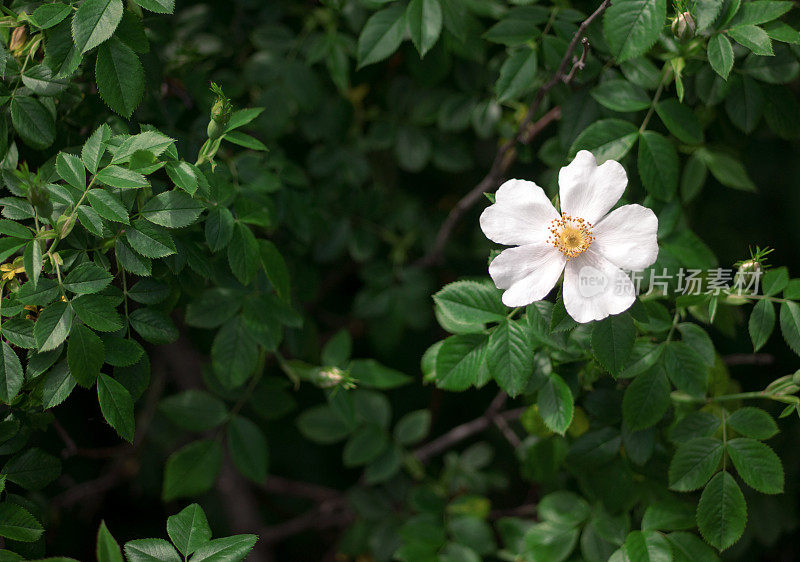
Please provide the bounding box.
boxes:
[488,242,566,307]
[480,179,559,246]
[593,204,659,271]
[559,150,627,224]
[562,250,636,323]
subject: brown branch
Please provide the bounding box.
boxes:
[258,497,352,545]
[414,393,525,462]
[416,0,612,268]
[260,475,343,503]
[723,353,775,366]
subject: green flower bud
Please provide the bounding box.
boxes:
[56,213,76,239]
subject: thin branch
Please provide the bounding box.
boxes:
[414,393,525,462]
[417,0,612,267]
[258,497,352,545]
[260,475,343,503]
[723,353,775,366]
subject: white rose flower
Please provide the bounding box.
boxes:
[480,150,659,323]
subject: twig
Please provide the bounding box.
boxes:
[260,475,343,503]
[258,497,352,545]
[414,393,525,462]
[723,353,775,366]
[417,0,612,267]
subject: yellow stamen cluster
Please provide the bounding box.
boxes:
[548,213,595,259]
[0,262,24,281]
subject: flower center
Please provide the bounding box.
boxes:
[548,213,594,259]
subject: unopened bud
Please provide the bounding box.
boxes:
[56,213,76,239]
[737,259,761,274]
[314,367,346,388]
[9,26,27,54]
[671,12,696,40]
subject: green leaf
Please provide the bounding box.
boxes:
[162,440,223,501]
[211,317,259,389]
[124,539,181,562]
[227,223,260,285]
[762,266,788,296]
[538,374,574,435]
[97,373,135,442]
[655,99,704,144]
[726,407,778,439]
[394,410,431,445]
[0,503,44,542]
[406,0,443,57]
[189,535,258,562]
[96,521,123,562]
[487,319,534,397]
[435,334,489,391]
[623,367,670,431]
[82,124,112,174]
[349,359,411,389]
[2,448,61,489]
[668,437,723,491]
[662,342,708,397]
[129,308,178,345]
[63,262,113,294]
[725,75,764,133]
[622,530,672,562]
[42,361,77,409]
[677,323,715,366]
[748,299,775,351]
[227,415,269,483]
[159,390,227,431]
[728,25,774,55]
[30,3,72,29]
[134,0,175,14]
[569,119,639,163]
[72,0,124,53]
[56,152,87,190]
[434,281,505,325]
[696,148,757,191]
[68,324,104,387]
[223,131,268,152]
[603,0,667,62]
[141,191,203,228]
[343,424,388,467]
[95,165,149,189]
[496,47,538,103]
[591,80,651,112]
[167,504,212,557]
[709,34,735,79]
[259,240,291,301]
[591,313,635,375]
[34,301,73,352]
[0,342,23,404]
[666,532,721,562]
[205,207,235,252]
[112,130,174,164]
[779,301,800,355]
[72,294,124,332]
[696,471,747,551]
[297,405,352,444]
[637,130,678,200]
[86,189,129,224]
[726,437,783,493]
[730,1,793,25]
[126,219,176,258]
[10,96,56,150]
[95,37,144,118]
[165,161,198,194]
[357,5,406,68]
[641,499,696,531]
